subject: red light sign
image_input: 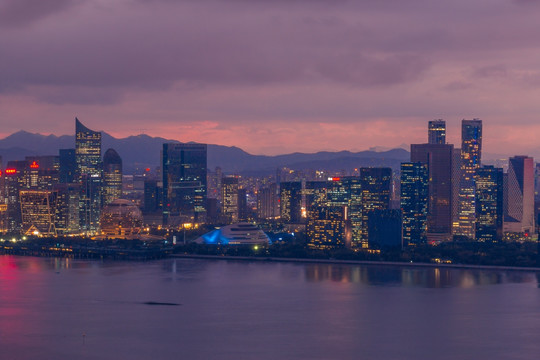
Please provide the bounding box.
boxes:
[145,168,150,172]
[332,177,341,181]
[29,161,39,169]
[5,169,16,174]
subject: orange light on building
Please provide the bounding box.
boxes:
[30,161,39,169]
[5,169,16,174]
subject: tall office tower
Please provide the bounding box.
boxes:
[359,168,391,248]
[305,181,330,212]
[475,166,503,241]
[221,176,239,224]
[75,118,102,234]
[400,162,428,245]
[428,119,446,144]
[162,143,207,224]
[257,184,278,219]
[4,160,27,232]
[535,163,540,201]
[237,188,248,221]
[20,190,58,236]
[279,181,302,223]
[367,209,403,249]
[451,148,462,234]
[326,177,363,247]
[103,148,123,205]
[59,149,77,183]
[504,156,535,237]
[307,205,351,250]
[53,183,80,235]
[24,156,60,190]
[456,119,482,239]
[411,143,454,242]
[143,179,159,213]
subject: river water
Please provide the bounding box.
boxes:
[1,255,540,360]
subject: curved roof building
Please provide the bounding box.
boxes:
[100,199,143,238]
[196,223,269,245]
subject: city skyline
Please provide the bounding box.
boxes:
[3,1,540,155]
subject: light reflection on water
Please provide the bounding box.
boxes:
[1,255,540,360]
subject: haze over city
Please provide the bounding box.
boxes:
[2,0,540,155]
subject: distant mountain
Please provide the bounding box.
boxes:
[0,131,410,174]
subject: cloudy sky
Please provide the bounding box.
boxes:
[2,0,540,156]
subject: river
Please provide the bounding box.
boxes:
[1,255,540,359]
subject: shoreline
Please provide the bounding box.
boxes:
[170,253,540,272]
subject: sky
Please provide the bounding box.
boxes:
[2,0,540,156]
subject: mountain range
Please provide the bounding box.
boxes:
[0,130,410,175]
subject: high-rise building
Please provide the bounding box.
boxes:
[221,176,239,224]
[162,143,207,224]
[475,166,503,241]
[20,190,58,236]
[504,156,535,237]
[53,183,80,235]
[279,181,302,223]
[59,149,77,184]
[456,119,482,239]
[326,177,363,248]
[103,148,123,205]
[367,209,403,249]
[307,205,351,250]
[257,184,278,219]
[400,162,428,245]
[359,168,391,247]
[237,188,248,221]
[4,160,27,232]
[75,118,102,234]
[411,143,454,242]
[428,119,446,144]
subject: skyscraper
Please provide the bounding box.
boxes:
[279,181,302,223]
[428,119,446,144]
[162,143,207,224]
[221,176,239,224]
[504,155,535,237]
[103,148,123,205]
[257,184,278,219]
[359,168,391,247]
[456,119,482,239]
[59,149,77,183]
[475,166,503,241]
[400,162,428,245]
[307,205,351,250]
[411,143,454,242]
[75,118,102,234]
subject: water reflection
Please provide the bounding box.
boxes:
[304,263,538,288]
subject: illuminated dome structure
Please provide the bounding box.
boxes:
[100,199,143,238]
[196,223,270,245]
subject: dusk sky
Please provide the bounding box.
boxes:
[2,0,540,156]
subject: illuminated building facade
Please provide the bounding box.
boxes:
[475,166,503,241]
[221,176,239,224]
[359,168,391,247]
[279,181,302,223]
[307,205,351,250]
[400,162,428,245]
[326,177,363,248]
[4,160,27,232]
[456,119,482,239]
[162,143,207,224]
[257,184,278,219]
[53,183,80,234]
[20,190,58,236]
[411,143,454,242]
[504,155,535,237]
[103,148,123,205]
[100,199,143,238]
[428,119,446,145]
[75,118,102,234]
